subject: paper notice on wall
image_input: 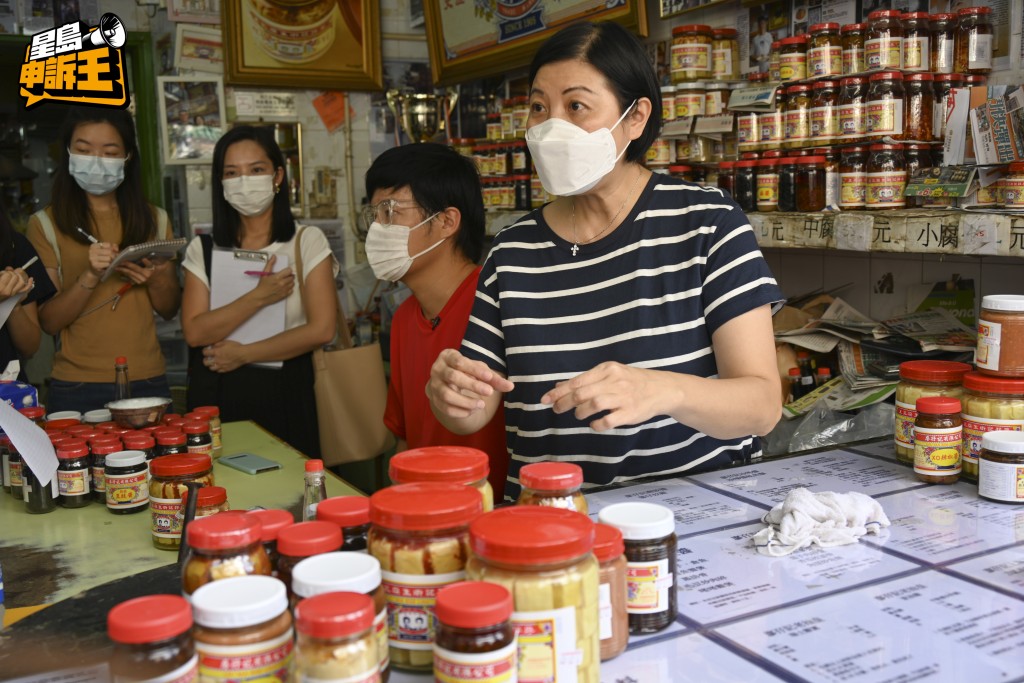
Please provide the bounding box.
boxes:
[0,398,56,486]
[820,0,856,26]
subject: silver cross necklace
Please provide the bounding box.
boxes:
[570,167,644,256]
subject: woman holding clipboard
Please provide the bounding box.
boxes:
[181,126,337,457]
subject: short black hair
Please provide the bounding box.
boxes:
[528,21,662,164]
[210,125,296,247]
[365,143,485,263]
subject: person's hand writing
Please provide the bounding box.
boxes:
[427,349,514,419]
[116,257,172,286]
[541,361,669,431]
[0,268,33,298]
[250,255,294,307]
[88,241,119,276]
[202,340,248,373]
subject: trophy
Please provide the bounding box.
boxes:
[386,88,459,143]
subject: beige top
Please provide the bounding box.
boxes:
[27,204,172,383]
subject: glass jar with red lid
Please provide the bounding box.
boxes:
[810,80,839,144]
[276,520,344,597]
[960,372,1024,482]
[894,360,972,464]
[156,430,188,458]
[933,73,963,142]
[517,461,587,513]
[769,40,782,81]
[867,71,904,140]
[717,161,735,195]
[734,159,758,213]
[866,10,903,70]
[123,434,155,461]
[183,512,272,595]
[180,485,228,518]
[841,23,867,74]
[192,406,222,458]
[931,13,956,73]
[150,454,215,550]
[914,396,962,485]
[368,482,482,672]
[108,595,197,683]
[593,523,628,661]
[796,156,827,212]
[670,25,713,82]
[955,7,993,74]
[390,446,493,512]
[247,508,295,572]
[756,159,780,212]
[964,74,987,88]
[866,143,907,209]
[45,418,80,432]
[669,164,695,182]
[839,76,868,141]
[809,23,841,77]
[56,439,91,508]
[783,84,812,150]
[778,35,808,82]
[903,73,933,142]
[901,12,931,71]
[434,582,516,680]
[183,420,212,457]
[19,406,45,426]
[89,437,121,504]
[316,495,370,551]
[466,506,599,683]
[294,592,380,682]
[839,146,869,210]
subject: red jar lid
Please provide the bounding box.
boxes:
[108,595,192,644]
[370,482,481,531]
[49,433,72,447]
[194,406,220,418]
[247,508,295,543]
[898,360,972,383]
[934,74,963,83]
[905,73,934,82]
[869,71,903,81]
[295,592,374,639]
[97,421,118,431]
[157,432,186,446]
[813,80,838,89]
[18,407,45,420]
[841,77,867,85]
[183,421,209,435]
[962,371,1024,396]
[712,28,738,38]
[593,523,625,562]
[957,7,991,16]
[186,513,261,550]
[868,10,902,19]
[779,35,808,45]
[389,446,489,485]
[757,159,779,168]
[149,454,212,477]
[182,485,227,508]
[317,496,370,528]
[470,507,594,566]
[277,521,343,557]
[770,40,781,49]
[779,157,798,165]
[762,150,783,158]
[930,13,955,21]
[672,24,712,34]
[786,84,812,93]
[184,412,208,423]
[719,161,736,169]
[842,145,869,153]
[869,143,904,151]
[520,462,583,490]
[66,424,96,436]
[161,413,182,425]
[123,435,155,449]
[1009,162,1024,174]
[668,165,693,173]
[45,418,80,432]
[797,156,827,165]
[809,23,839,32]
[166,419,186,430]
[841,23,867,32]
[901,12,929,20]
[56,440,89,459]
[904,143,932,150]
[91,439,124,455]
[964,75,987,85]
[916,396,961,414]
[435,582,513,629]
[735,160,758,168]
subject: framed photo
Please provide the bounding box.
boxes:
[157,76,226,165]
[168,0,221,24]
[423,0,646,85]
[223,0,382,90]
[174,24,224,73]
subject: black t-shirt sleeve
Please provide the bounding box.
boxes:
[14,232,56,306]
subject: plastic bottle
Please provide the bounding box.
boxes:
[302,459,327,522]
[788,367,803,401]
[816,367,833,386]
[114,357,131,401]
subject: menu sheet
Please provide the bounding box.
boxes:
[847,439,900,461]
[599,632,785,683]
[947,546,1024,598]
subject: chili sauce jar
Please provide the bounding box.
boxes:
[294,592,380,683]
[914,396,962,485]
[434,582,517,683]
[841,23,867,74]
[866,10,903,71]
[105,451,149,515]
[594,522,628,661]
[317,496,371,550]
[954,7,993,74]
[977,295,1024,377]
[931,13,956,74]
[979,432,1024,504]
[183,513,273,596]
[56,440,91,508]
[895,361,971,464]
[108,595,197,683]
[390,446,493,512]
[809,23,842,77]
[193,406,223,458]
[865,143,907,209]
[247,508,295,573]
[517,461,588,513]
[149,454,215,550]
[276,521,344,599]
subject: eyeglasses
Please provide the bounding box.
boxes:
[361,199,425,230]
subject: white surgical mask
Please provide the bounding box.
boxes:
[69,153,126,195]
[365,213,444,282]
[525,101,636,196]
[223,175,276,216]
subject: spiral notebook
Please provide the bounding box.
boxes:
[99,238,188,281]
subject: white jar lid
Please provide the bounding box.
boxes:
[105,450,147,468]
[598,502,675,540]
[83,409,112,423]
[660,85,676,92]
[46,410,82,421]
[191,576,288,628]
[292,552,381,598]
[677,82,706,91]
[981,294,1024,312]
[982,431,1024,454]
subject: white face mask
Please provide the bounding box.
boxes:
[223,174,276,217]
[525,101,636,196]
[365,213,444,282]
[69,153,126,195]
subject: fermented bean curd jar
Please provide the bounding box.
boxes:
[597,503,677,634]
[841,23,866,74]
[466,507,599,683]
[671,25,713,82]
[660,85,675,122]
[783,85,812,150]
[712,28,739,80]
[389,447,493,512]
[674,82,705,118]
[183,513,272,596]
[977,295,1024,377]
[292,552,390,681]
[867,71,904,139]
[866,10,903,71]
[769,41,781,81]
[809,81,839,144]
[90,438,121,504]
[368,483,481,672]
[646,138,672,168]
[931,14,956,74]
[894,361,971,464]
[294,592,380,683]
[704,82,729,117]
[809,23,842,77]
[979,432,1024,504]
[276,521,344,599]
[150,455,215,550]
[317,496,371,550]
[903,73,934,142]
[105,451,149,515]
[179,486,229,520]
[756,159,780,212]
[761,90,785,151]
[183,421,212,458]
[108,595,197,683]
[737,112,759,152]
[123,434,156,461]
[960,373,1024,481]
[778,36,807,82]
[56,440,91,508]
[517,462,587,513]
[955,7,993,74]
[839,77,868,141]
[192,576,294,682]
[901,13,930,71]
[157,431,188,458]
[813,147,840,209]
[865,143,906,209]
[434,582,517,683]
[593,523,628,661]
[914,397,962,485]
[247,508,294,573]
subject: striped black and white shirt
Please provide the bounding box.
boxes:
[462,174,785,500]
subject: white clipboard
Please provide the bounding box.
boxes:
[209,248,288,369]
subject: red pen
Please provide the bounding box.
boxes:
[243,270,273,277]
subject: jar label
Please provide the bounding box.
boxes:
[842,47,864,75]
[511,605,579,683]
[757,173,779,205]
[839,102,867,137]
[760,112,784,144]
[57,467,90,496]
[433,641,517,683]
[865,37,902,70]
[705,92,725,117]
[374,605,390,673]
[784,109,809,143]
[512,151,527,172]
[934,94,953,139]
[91,464,105,492]
[646,143,671,165]
[839,171,866,207]
[122,653,198,683]
[809,105,839,138]
[151,495,184,539]
[501,111,514,136]
[210,424,222,451]
[382,569,465,650]
[197,628,293,682]
[914,426,962,476]
[598,582,612,641]
[737,115,757,144]
[865,171,906,207]
[105,471,149,509]
[1004,179,1024,207]
[808,46,841,76]
[976,318,1003,371]
[300,669,380,683]
[625,558,673,614]
[978,458,1024,503]
[9,460,21,487]
[249,7,334,64]
[935,36,954,72]
[486,123,503,140]
[670,43,711,73]
[962,415,1024,464]
[894,400,917,449]
[187,443,211,456]
[676,94,704,118]
[969,34,993,70]
[903,36,929,70]
[778,53,806,81]
[712,48,733,77]
[866,99,903,136]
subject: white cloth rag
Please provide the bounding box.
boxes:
[751,488,891,557]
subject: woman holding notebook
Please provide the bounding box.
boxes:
[181,126,338,457]
[27,107,180,412]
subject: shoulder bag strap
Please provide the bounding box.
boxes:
[294,226,352,349]
[33,209,62,287]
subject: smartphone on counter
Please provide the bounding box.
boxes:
[219,452,282,475]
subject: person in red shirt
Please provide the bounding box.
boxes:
[363,143,509,497]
